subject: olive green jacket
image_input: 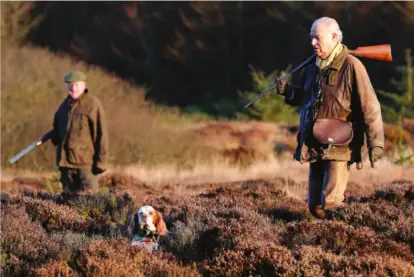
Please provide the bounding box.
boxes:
[51,91,109,171]
[283,45,385,164]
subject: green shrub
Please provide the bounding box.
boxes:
[239,65,299,123]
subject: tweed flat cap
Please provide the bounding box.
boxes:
[64,71,86,83]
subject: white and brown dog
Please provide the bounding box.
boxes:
[127,205,167,252]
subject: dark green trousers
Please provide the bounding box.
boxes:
[59,167,99,196]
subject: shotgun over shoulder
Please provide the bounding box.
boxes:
[348,44,393,62]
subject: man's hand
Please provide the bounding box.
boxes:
[369,146,384,168]
[276,80,287,95]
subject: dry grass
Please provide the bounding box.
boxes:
[1,41,212,172]
[2,43,301,174]
[3,157,414,202]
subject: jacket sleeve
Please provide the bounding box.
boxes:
[51,112,60,146]
[92,99,109,170]
[352,58,385,149]
[284,67,306,107]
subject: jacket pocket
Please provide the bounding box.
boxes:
[67,144,93,165]
[70,110,90,137]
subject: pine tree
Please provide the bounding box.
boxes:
[377,48,414,123]
[377,48,414,166]
[239,65,299,123]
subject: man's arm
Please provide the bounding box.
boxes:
[352,57,385,164]
[284,84,304,107]
[92,99,109,173]
[51,112,60,146]
[276,67,306,107]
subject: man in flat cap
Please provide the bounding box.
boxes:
[50,71,109,200]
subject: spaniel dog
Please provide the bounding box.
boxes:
[127,205,167,252]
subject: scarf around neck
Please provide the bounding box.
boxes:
[315,42,344,70]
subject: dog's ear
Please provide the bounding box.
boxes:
[154,211,167,236]
[127,212,139,239]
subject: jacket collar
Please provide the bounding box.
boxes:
[329,44,349,71]
[324,44,349,85]
[66,89,88,106]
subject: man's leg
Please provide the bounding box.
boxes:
[321,160,350,212]
[308,160,325,219]
[78,169,100,194]
[60,167,80,200]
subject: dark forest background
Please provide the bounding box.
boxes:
[2,1,414,120]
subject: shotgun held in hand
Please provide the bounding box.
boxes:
[8,129,54,164]
[244,44,393,108]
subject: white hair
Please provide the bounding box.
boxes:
[311,17,343,42]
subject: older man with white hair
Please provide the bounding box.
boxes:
[276,17,385,219]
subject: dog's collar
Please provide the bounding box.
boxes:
[139,238,154,243]
[131,236,160,252]
[132,234,156,244]
[133,232,159,244]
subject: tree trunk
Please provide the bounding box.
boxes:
[406,48,412,101]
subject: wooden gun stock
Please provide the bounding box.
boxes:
[348,44,393,62]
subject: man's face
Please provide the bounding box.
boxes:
[67,81,86,99]
[310,23,338,59]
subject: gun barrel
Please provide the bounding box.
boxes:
[9,142,38,164]
[244,53,316,108]
[8,129,54,164]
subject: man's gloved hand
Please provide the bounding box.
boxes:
[369,146,384,168]
[276,80,287,95]
[92,164,106,175]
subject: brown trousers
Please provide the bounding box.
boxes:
[59,167,99,197]
[308,160,350,218]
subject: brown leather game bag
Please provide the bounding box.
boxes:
[312,118,354,146]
